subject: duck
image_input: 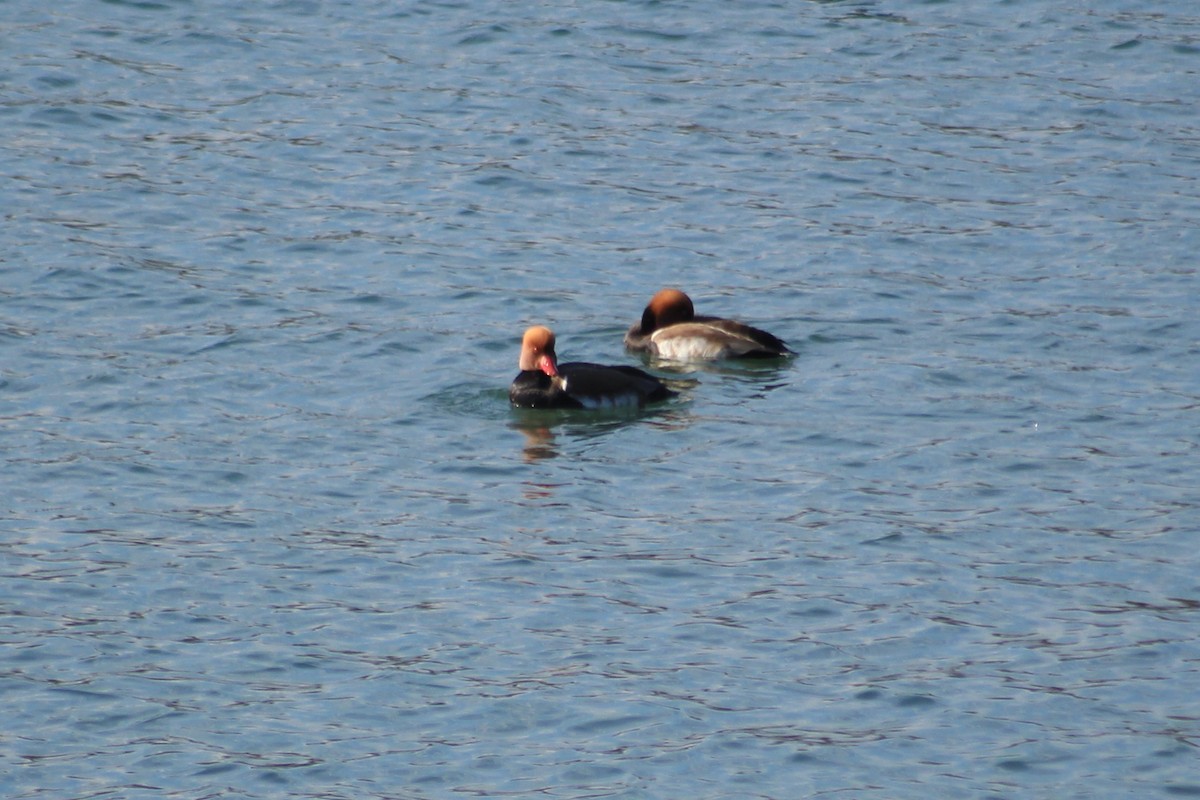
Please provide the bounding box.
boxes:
[510,326,675,409]
[624,288,791,360]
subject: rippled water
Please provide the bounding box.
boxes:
[3,1,1199,798]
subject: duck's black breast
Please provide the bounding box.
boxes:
[623,321,654,353]
[509,370,583,409]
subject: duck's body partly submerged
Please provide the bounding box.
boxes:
[510,326,674,409]
[510,362,675,409]
[624,288,791,360]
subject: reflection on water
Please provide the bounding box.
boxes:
[512,415,558,462]
[631,352,796,378]
[509,405,695,463]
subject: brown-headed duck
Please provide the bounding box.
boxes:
[624,288,791,360]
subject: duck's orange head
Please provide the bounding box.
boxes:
[518,325,559,376]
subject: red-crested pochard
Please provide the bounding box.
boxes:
[624,288,791,360]
[510,326,675,409]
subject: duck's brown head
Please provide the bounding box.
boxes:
[641,288,695,332]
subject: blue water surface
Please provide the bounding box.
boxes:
[2,1,1199,798]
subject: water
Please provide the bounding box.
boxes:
[3,1,1199,797]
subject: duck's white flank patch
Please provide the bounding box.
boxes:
[652,329,731,360]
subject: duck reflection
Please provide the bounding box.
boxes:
[638,351,794,379]
[512,419,557,462]
[509,405,694,463]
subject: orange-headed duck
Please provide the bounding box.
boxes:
[510,326,675,409]
[624,288,791,360]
